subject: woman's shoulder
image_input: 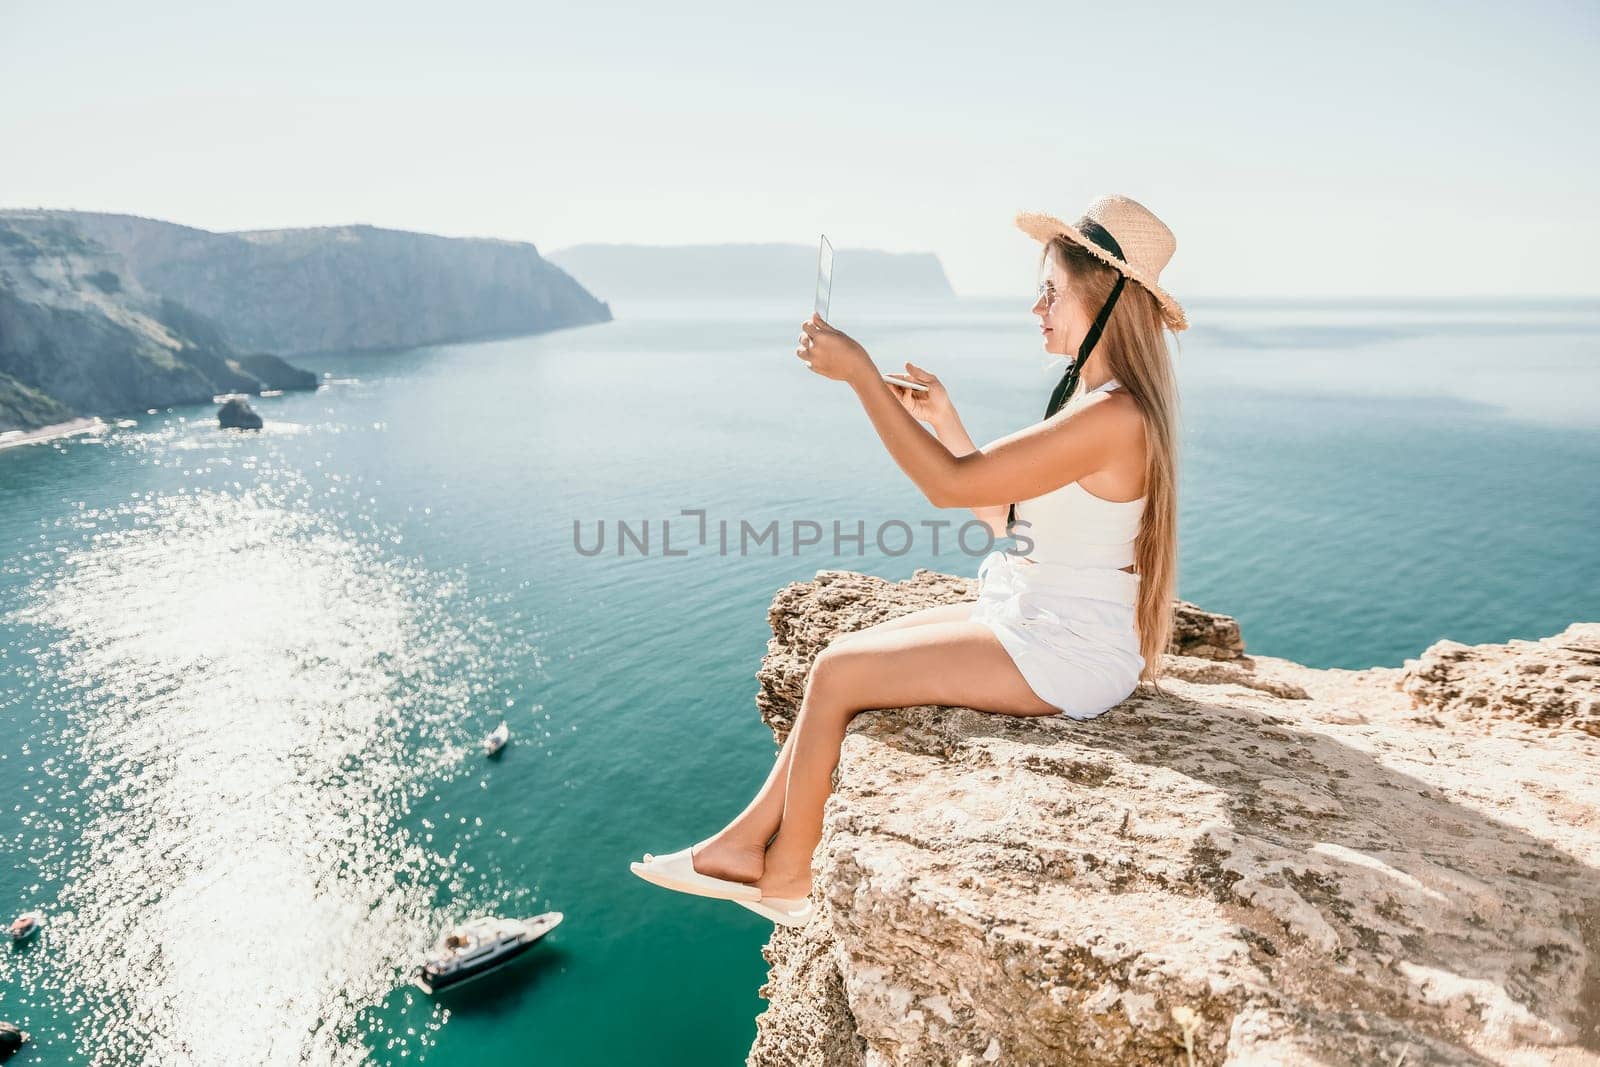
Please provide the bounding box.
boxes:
[1083,387,1149,454]
[1106,388,1147,433]
[1077,389,1149,496]
[1074,384,1142,424]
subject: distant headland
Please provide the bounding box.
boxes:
[0,211,612,433]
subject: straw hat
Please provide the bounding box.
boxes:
[1016,194,1188,332]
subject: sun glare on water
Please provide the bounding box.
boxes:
[3,481,521,1063]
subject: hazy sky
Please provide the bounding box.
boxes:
[3,0,1595,298]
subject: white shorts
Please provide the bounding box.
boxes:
[968,549,1145,720]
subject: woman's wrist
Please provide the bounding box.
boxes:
[844,354,881,390]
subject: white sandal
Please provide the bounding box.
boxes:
[629,846,762,902]
[735,895,814,927]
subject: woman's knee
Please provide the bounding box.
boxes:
[808,640,870,690]
[821,631,861,653]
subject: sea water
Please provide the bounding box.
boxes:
[0,297,1596,1064]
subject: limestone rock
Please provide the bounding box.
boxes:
[217,397,263,430]
[1398,622,1600,738]
[1170,598,1247,662]
[746,569,1600,1066]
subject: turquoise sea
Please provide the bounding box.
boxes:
[1,296,1597,1064]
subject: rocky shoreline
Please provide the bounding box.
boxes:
[0,415,104,451]
[745,568,1599,1066]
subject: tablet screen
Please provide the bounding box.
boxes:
[814,234,833,320]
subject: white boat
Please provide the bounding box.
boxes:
[9,911,43,942]
[483,721,510,757]
[413,913,563,994]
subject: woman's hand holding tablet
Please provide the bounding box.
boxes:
[809,234,929,392]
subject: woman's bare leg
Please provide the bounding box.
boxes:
[754,619,1059,901]
[688,601,978,883]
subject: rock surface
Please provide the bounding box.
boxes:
[1398,623,1600,738]
[746,567,1600,1066]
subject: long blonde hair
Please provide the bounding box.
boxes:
[1044,237,1183,686]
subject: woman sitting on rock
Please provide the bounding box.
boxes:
[632,194,1187,926]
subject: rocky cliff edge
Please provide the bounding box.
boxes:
[745,567,1600,1066]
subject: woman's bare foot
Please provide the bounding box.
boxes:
[688,833,768,885]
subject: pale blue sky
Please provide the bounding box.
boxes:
[2,0,1595,297]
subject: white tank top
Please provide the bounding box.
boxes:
[1012,377,1145,569]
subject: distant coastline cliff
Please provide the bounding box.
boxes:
[0,214,315,432]
[547,242,955,304]
[0,211,612,432]
[747,569,1599,1065]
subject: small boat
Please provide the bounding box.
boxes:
[0,1021,29,1057]
[413,912,563,994]
[8,911,43,943]
[483,721,510,757]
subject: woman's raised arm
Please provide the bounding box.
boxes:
[925,410,1011,536]
[797,314,1134,511]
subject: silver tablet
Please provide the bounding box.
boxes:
[814,234,834,320]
